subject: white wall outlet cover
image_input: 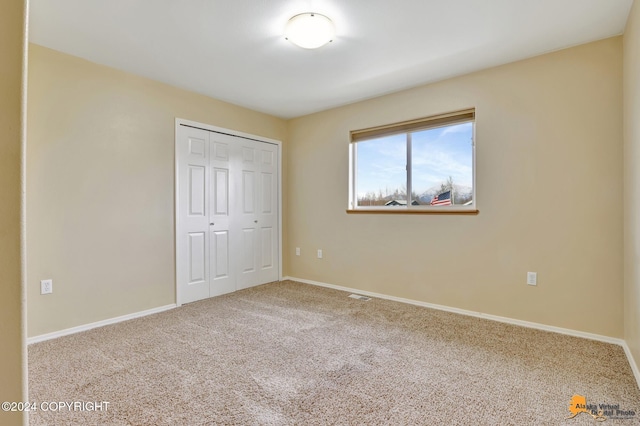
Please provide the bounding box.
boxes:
[527,272,537,286]
[317,249,323,259]
[41,279,53,294]
[296,247,301,256]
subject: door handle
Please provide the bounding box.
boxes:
[210,223,215,226]
[254,220,258,223]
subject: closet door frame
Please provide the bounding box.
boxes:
[174,118,283,306]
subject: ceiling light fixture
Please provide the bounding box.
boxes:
[285,13,335,49]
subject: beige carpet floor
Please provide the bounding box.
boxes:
[29,280,639,425]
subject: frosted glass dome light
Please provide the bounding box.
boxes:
[285,13,335,49]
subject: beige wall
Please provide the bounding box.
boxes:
[287,37,623,338]
[27,44,287,337]
[624,0,640,377]
[0,1,26,425]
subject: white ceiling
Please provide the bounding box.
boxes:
[29,0,633,119]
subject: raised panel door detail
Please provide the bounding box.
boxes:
[242,147,255,163]
[188,232,206,284]
[211,230,229,279]
[189,137,206,157]
[261,150,273,165]
[242,229,255,272]
[243,171,255,214]
[261,172,273,214]
[213,168,229,216]
[214,142,229,161]
[261,227,273,269]
[189,165,206,216]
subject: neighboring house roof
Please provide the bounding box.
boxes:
[384,200,419,206]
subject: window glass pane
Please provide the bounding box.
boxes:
[356,134,407,207]
[411,122,473,206]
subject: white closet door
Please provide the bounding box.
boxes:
[177,126,211,303]
[209,133,237,297]
[256,142,278,284]
[177,123,280,304]
[235,140,279,290]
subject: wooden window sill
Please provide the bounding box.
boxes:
[346,209,479,215]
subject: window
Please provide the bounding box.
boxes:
[349,109,476,213]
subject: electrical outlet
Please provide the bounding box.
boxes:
[317,249,323,259]
[527,272,537,286]
[41,279,53,295]
[296,247,300,256]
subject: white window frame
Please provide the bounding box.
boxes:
[348,109,477,214]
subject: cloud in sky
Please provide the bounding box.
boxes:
[356,123,473,196]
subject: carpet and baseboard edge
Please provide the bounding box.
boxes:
[26,277,640,391]
[27,304,177,345]
[284,276,640,390]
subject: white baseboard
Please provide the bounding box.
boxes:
[284,276,640,389]
[283,276,626,346]
[27,304,177,345]
[621,341,640,390]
